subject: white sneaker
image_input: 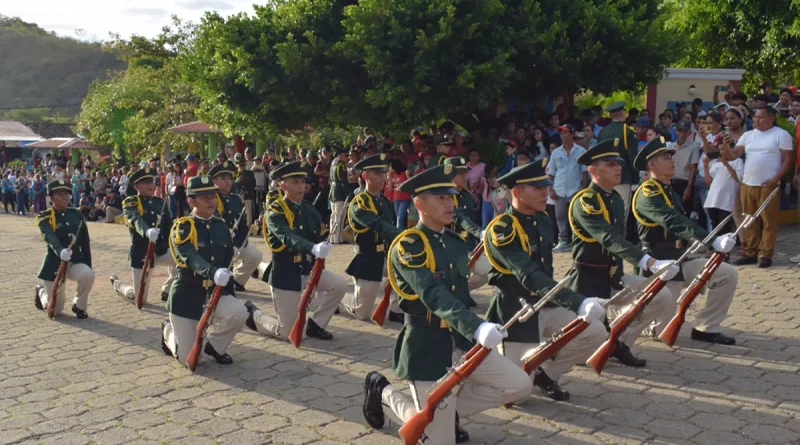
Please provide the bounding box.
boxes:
[790,254,800,264]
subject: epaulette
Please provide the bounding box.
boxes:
[641,180,664,199]
[353,192,378,214]
[169,216,197,268]
[123,195,144,215]
[387,228,436,301]
[34,208,56,231]
[484,213,531,274]
[578,192,603,215]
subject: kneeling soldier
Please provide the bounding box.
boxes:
[486,160,606,401]
[632,138,737,344]
[111,166,177,303]
[34,179,94,319]
[362,165,531,445]
[160,176,248,366]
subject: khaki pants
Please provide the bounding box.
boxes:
[499,306,606,382]
[740,184,780,258]
[659,258,737,333]
[105,206,122,223]
[113,253,176,303]
[341,258,397,320]
[467,253,490,291]
[162,294,247,364]
[38,263,95,315]
[244,198,253,228]
[233,244,262,287]
[381,350,531,445]
[613,183,633,232]
[328,200,346,243]
[607,273,675,349]
[252,270,347,339]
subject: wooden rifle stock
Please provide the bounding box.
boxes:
[135,243,156,310]
[522,318,590,375]
[186,284,224,372]
[48,261,69,320]
[289,258,325,348]
[370,281,393,327]
[467,242,484,270]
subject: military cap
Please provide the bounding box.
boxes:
[633,136,675,171]
[397,165,457,196]
[270,161,308,181]
[497,158,552,188]
[46,179,72,196]
[354,153,390,171]
[129,166,156,184]
[576,138,625,165]
[604,101,627,113]
[435,135,453,146]
[443,156,469,171]
[208,160,237,178]
[186,175,218,196]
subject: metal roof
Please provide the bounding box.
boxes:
[0,121,43,141]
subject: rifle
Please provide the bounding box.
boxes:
[47,221,83,320]
[186,210,246,373]
[659,188,779,346]
[289,258,325,348]
[398,278,568,445]
[466,242,484,270]
[135,199,169,310]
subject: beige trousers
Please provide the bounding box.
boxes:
[328,200,346,243]
[233,244,262,287]
[38,263,95,315]
[613,184,633,232]
[105,206,122,223]
[607,273,675,349]
[499,306,606,382]
[467,253,490,291]
[162,294,248,364]
[252,270,347,339]
[660,258,737,333]
[113,253,176,303]
[381,350,531,445]
[340,258,397,321]
[243,198,253,227]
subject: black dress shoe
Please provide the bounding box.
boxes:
[533,368,570,402]
[455,412,470,443]
[161,291,169,302]
[306,318,334,340]
[758,257,772,268]
[363,371,389,429]
[243,301,258,332]
[388,311,404,323]
[160,320,173,356]
[611,341,646,368]
[71,304,88,319]
[733,255,757,266]
[691,328,736,345]
[34,285,43,311]
[251,269,259,279]
[234,281,246,292]
[204,343,233,365]
[466,296,477,308]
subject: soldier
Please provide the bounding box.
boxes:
[427,136,451,168]
[566,139,678,368]
[341,154,402,321]
[245,161,346,341]
[485,160,606,401]
[160,175,248,366]
[632,138,738,345]
[362,165,531,445]
[210,161,262,292]
[596,101,639,231]
[328,147,349,244]
[110,167,177,304]
[34,179,94,319]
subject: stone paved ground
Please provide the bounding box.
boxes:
[2,213,800,445]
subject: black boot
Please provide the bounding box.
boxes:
[234,281,246,292]
[160,320,172,356]
[533,368,570,402]
[251,269,259,279]
[306,318,333,340]
[363,371,389,429]
[611,341,646,367]
[71,304,88,319]
[34,285,43,311]
[691,328,736,345]
[203,342,233,365]
[161,291,169,302]
[455,412,470,443]
[243,301,258,332]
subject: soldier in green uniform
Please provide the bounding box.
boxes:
[484,160,606,402]
[34,179,94,319]
[209,161,262,292]
[362,165,531,445]
[328,147,349,244]
[110,167,177,304]
[341,154,403,320]
[632,138,738,345]
[160,175,249,366]
[596,101,639,232]
[566,139,678,368]
[427,136,451,168]
[245,162,347,341]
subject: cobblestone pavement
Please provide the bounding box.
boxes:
[2,213,800,445]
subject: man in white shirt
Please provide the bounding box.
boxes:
[546,124,588,252]
[732,107,794,268]
[668,121,700,216]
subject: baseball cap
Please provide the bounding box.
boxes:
[556,124,576,133]
[676,121,692,131]
[186,154,196,161]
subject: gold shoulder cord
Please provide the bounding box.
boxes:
[568,188,610,243]
[169,216,198,268]
[348,192,377,235]
[483,214,531,275]
[632,179,672,237]
[215,195,224,216]
[34,208,56,232]
[263,193,295,253]
[387,228,435,301]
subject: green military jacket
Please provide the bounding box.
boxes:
[633,178,711,280]
[215,192,248,247]
[389,224,483,381]
[329,160,348,202]
[485,209,585,343]
[566,183,645,298]
[346,191,401,282]
[122,195,172,269]
[450,188,481,250]
[263,197,324,291]
[596,121,639,185]
[35,207,92,281]
[168,214,235,320]
[428,152,447,169]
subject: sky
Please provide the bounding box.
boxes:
[3,0,258,40]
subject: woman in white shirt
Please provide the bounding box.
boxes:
[702,140,743,239]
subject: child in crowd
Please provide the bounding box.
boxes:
[481,166,507,228]
[702,135,742,240]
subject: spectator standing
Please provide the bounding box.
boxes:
[33,174,46,212]
[546,124,588,252]
[389,159,411,229]
[15,174,28,215]
[235,153,257,228]
[182,154,199,186]
[702,140,743,237]
[634,117,650,153]
[328,147,349,244]
[596,101,639,230]
[466,148,486,208]
[696,112,726,230]
[3,172,16,213]
[733,107,793,268]
[71,169,84,208]
[166,161,185,218]
[668,121,701,216]
[93,172,109,202]
[252,157,268,216]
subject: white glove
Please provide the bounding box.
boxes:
[577,297,607,322]
[213,268,233,287]
[650,260,679,281]
[59,248,72,262]
[475,322,507,349]
[145,228,160,243]
[712,234,736,254]
[311,242,331,259]
[479,229,487,240]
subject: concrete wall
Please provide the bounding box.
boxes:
[646,68,746,116]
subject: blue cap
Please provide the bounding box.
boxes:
[186,154,196,161]
[635,117,651,127]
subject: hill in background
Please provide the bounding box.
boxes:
[0,16,126,120]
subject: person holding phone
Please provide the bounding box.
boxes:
[703,135,743,239]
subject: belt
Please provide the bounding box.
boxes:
[404,313,450,329]
[572,261,611,270]
[642,241,682,250]
[354,245,386,254]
